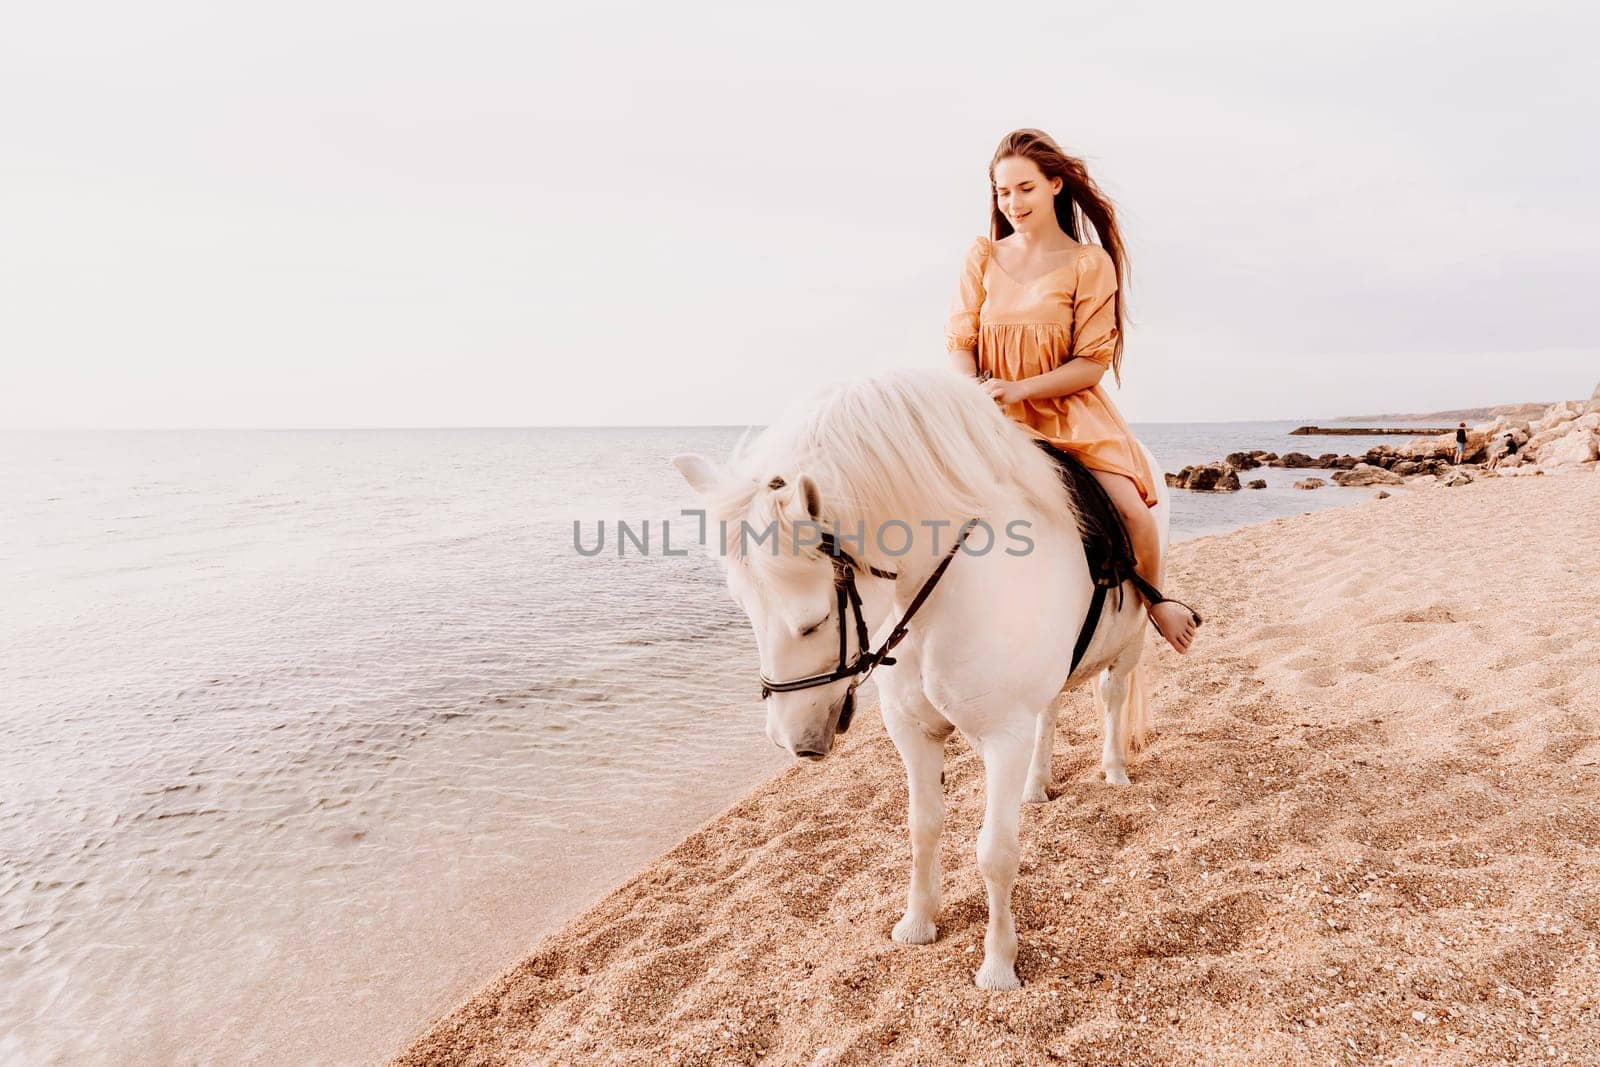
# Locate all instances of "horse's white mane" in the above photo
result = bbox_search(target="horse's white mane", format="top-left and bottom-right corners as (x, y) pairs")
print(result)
(703, 367), (1078, 577)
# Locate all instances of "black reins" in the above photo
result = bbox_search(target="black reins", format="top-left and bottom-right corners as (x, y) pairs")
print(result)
(758, 523), (975, 733)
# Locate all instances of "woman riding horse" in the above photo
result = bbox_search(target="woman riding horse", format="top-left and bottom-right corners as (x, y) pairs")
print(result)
(946, 128), (1202, 653)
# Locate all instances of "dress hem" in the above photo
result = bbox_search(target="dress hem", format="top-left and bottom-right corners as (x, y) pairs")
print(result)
(1027, 428), (1159, 508)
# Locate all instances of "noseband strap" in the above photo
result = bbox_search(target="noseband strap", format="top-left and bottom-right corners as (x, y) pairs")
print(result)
(758, 523), (975, 732)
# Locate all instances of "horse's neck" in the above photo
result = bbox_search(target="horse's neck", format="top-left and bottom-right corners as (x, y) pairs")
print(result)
(837, 513), (958, 623)
(888, 490), (1082, 601)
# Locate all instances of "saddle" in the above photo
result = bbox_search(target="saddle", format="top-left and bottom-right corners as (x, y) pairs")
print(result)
(1030, 437), (1168, 671)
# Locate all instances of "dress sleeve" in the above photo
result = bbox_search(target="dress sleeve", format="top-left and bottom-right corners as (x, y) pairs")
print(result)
(1071, 244), (1120, 368)
(943, 236), (988, 352)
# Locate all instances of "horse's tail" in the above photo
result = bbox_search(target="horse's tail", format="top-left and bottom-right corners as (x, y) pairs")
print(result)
(1092, 636), (1153, 759)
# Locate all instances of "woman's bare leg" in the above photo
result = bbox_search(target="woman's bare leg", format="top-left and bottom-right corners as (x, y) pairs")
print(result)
(1090, 470), (1198, 654)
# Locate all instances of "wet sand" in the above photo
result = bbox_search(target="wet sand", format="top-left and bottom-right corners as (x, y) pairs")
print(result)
(390, 473), (1600, 1066)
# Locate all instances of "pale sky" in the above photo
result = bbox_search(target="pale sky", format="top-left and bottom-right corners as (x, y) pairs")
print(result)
(2, 1), (1595, 429)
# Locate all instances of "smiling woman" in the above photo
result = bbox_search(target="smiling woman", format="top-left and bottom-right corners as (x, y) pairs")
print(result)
(945, 127), (1204, 656)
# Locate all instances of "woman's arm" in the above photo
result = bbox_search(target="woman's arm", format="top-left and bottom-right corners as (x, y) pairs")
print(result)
(944, 238), (987, 377)
(1017, 357), (1105, 400)
(948, 348), (979, 377)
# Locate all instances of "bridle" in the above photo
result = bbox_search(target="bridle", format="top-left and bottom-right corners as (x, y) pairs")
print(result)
(758, 522), (975, 733)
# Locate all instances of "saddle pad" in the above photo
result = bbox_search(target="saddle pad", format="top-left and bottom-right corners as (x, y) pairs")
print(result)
(1031, 437), (1139, 591)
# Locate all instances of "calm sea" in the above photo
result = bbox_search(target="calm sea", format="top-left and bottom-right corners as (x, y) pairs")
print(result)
(0, 422), (1396, 1065)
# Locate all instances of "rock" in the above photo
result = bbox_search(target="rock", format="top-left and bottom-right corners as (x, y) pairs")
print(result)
(1168, 463), (1241, 491)
(1441, 470), (1474, 488)
(1376, 490), (1391, 499)
(1400, 430), (1488, 464)
(1456, 431), (1491, 464)
(1280, 452), (1318, 469)
(1364, 445), (1399, 469)
(1330, 455), (1360, 470)
(1541, 429), (1599, 467)
(1293, 477), (1326, 490)
(1332, 463), (1405, 487)
(1257, 451), (1279, 464)
(1247, 479), (1267, 489)
(1526, 420), (1577, 455)
(1225, 451), (1262, 471)
(1524, 428), (1559, 455)
(1393, 460), (1424, 476)
(1536, 400), (1581, 431)
(1396, 437), (1448, 461)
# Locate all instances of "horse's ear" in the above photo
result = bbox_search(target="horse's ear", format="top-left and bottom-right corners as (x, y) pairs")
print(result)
(671, 453), (720, 496)
(797, 473), (822, 521)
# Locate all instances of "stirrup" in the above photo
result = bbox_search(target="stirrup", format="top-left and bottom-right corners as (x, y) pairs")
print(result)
(1148, 596), (1203, 629)
(1127, 572), (1203, 628)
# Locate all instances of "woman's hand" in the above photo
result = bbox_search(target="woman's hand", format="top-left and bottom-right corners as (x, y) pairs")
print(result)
(984, 376), (1031, 406)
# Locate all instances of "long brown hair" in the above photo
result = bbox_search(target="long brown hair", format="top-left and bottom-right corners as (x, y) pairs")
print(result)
(988, 129), (1130, 383)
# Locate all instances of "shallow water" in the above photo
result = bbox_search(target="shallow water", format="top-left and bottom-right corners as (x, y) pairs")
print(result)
(0, 422), (1397, 1064)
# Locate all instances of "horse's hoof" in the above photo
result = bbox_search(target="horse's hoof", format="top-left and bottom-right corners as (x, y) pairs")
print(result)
(1103, 767), (1130, 787)
(892, 914), (938, 945)
(975, 959), (1020, 991)
(1022, 782), (1051, 804)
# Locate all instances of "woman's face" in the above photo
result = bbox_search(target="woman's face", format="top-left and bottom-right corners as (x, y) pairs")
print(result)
(992, 156), (1062, 234)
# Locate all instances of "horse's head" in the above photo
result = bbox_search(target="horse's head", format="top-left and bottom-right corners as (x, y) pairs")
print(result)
(672, 452), (861, 762)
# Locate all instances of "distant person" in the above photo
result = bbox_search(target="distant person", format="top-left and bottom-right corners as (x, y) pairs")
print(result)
(944, 128), (1201, 654)
(1453, 421), (1467, 464)
(1489, 433), (1519, 470)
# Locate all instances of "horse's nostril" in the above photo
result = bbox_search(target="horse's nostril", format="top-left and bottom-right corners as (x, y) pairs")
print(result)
(794, 749), (827, 761)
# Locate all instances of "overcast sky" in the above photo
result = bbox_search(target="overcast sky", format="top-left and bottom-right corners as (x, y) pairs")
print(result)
(2, 1), (1594, 429)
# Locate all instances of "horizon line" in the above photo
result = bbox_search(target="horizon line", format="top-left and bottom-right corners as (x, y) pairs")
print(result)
(0, 417), (1381, 432)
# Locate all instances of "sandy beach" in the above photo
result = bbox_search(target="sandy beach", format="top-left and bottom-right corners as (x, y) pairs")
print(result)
(390, 472), (1599, 1066)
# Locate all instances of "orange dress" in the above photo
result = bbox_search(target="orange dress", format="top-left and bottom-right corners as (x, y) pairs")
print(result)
(944, 235), (1158, 507)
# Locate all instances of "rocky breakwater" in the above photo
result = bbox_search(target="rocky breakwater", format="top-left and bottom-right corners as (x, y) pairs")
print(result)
(1164, 449), (1280, 492)
(1379, 387), (1600, 484)
(1162, 383), (1600, 493)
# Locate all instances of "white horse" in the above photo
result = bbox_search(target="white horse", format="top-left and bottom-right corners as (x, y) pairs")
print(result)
(671, 366), (1167, 991)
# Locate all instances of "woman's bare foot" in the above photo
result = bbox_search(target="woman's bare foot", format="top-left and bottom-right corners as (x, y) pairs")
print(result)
(1151, 600), (1199, 653)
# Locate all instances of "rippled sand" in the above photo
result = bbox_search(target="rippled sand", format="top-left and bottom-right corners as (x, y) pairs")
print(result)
(391, 473), (1600, 1066)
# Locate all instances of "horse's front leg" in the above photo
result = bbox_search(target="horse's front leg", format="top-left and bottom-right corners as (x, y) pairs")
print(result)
(975, 728), (1032, 990)
(884, 709), (946, 946)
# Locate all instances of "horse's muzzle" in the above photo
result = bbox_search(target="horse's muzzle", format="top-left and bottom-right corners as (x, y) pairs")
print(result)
(772, 690), (855, 762)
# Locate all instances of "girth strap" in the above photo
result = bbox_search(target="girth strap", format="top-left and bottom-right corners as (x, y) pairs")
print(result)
(1069, 582), (1108, 675)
